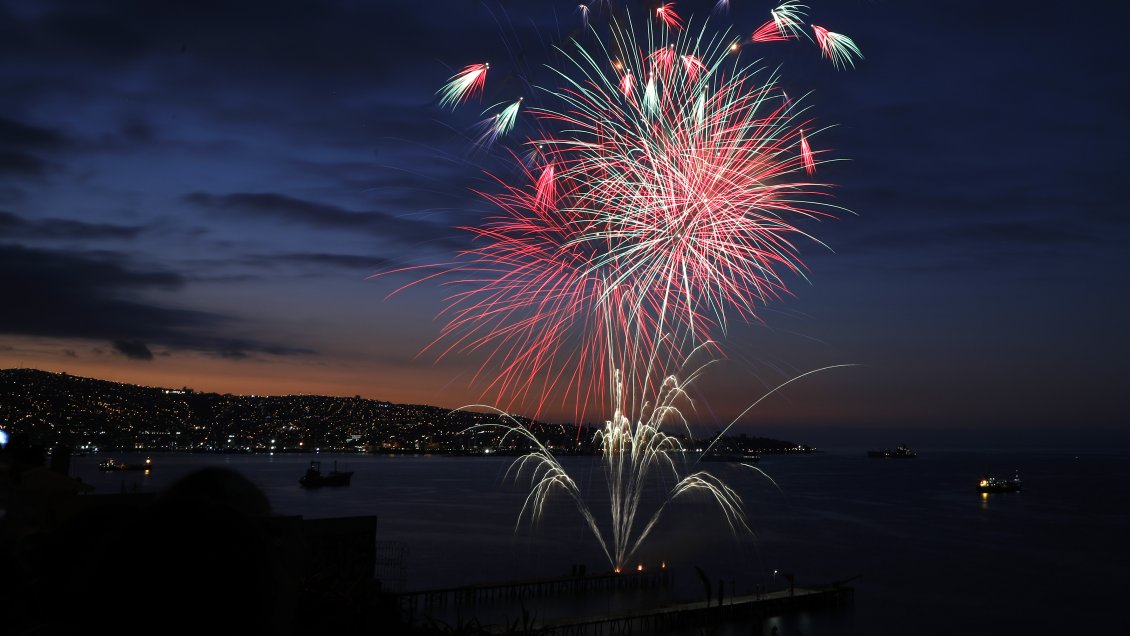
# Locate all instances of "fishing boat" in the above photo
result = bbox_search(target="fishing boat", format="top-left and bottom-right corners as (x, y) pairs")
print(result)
(299, 460), (353, 488)
(978, 472), (1022, 493)
(867, 444), (916, 458)
(98, 456), (154, 471)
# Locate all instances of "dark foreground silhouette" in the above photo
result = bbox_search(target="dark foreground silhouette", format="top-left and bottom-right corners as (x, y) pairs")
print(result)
(3, 467), (404, 636)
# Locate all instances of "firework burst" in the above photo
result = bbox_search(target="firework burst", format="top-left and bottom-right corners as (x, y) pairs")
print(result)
(394, 2), (862, 571)
(433, 13), (842, 420)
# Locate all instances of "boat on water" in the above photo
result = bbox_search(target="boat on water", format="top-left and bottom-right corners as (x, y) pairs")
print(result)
(98, 457), (154, 471)
(299, 460), (353, 488)
(978, 473), (1022, 493)
(867, 444), (916, 459)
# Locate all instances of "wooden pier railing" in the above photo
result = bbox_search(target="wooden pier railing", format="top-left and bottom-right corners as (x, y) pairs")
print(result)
(529, 585), (854, 635)
(395, 569), (671, 622)
(394, 570), (853, 634)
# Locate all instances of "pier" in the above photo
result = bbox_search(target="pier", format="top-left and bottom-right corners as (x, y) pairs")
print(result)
(394, 570), (853, 634)
(396, 569), (672, 622)
(527, 585), (854, 635)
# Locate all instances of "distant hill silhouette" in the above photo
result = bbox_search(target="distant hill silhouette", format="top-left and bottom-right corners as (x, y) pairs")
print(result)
(0, 367), (811, 454)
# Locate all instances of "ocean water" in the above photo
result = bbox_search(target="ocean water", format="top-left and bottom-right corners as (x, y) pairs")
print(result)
(67, 447), (1130, 635)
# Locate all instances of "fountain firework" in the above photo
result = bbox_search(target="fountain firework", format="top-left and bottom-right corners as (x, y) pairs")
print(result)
(388, 1), (861, 570)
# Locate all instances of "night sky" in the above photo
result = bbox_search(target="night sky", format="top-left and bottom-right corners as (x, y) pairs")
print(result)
(2, 0), (1127, 442)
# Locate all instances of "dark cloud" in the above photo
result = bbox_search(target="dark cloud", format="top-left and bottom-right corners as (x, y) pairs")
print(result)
(0, 117), (67, 177)
(849, 220), (1114, 256)
(946, 222), (1105, 246)
(3, 242), (182, 291)
(180, 251), (397, 279)
(0, 243), (309, 358)
(283, 155), (492, 230)
(0, 0), (523, 85)
(118, 118), (156, 143)
(176, 251), (432, 283)
(0, 242), (188, 335)
(113, 339), (153, 360)
(182, 191), (465, 248)
(0, 116), (66, 149)
(0, 210), (143, 240)
(0, 152), (48, 176)
(210, 341), (309, 359)
(267, 252), (394, 272)
(0, 186), (24, 204)
(184, 191), (344, 223)
(0, 0), (569, 166)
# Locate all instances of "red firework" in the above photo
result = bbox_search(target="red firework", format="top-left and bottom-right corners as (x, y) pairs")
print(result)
(405, 7), (853, 423)
(655, 4), (685, 31)
(751, 19), (788, 43)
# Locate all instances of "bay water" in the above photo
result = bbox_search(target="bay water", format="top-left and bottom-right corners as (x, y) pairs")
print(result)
(67, 446), (1129, 635)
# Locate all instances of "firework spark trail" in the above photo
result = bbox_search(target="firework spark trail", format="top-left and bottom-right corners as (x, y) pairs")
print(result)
(594, 339), (751, 567)
(771, 1), (809, 40)
(680, 53), (707, 80)
(461, 409), (612, 562)
(655, 3), (685, 31)
(800, 129), (815, 174)
(812, 25), (863, 70)
(403, 3), (862, 570)
(472, 98), (524, 149)
(437, 63), (489, 109)
(459, 349), (855, 568)
(751, 19), (790, 43)
(460, 338), (752, 569)
(494, 98), (523, 136)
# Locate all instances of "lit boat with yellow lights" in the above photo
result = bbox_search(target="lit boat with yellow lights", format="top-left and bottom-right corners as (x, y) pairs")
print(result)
(978, 473), (1021, 493)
